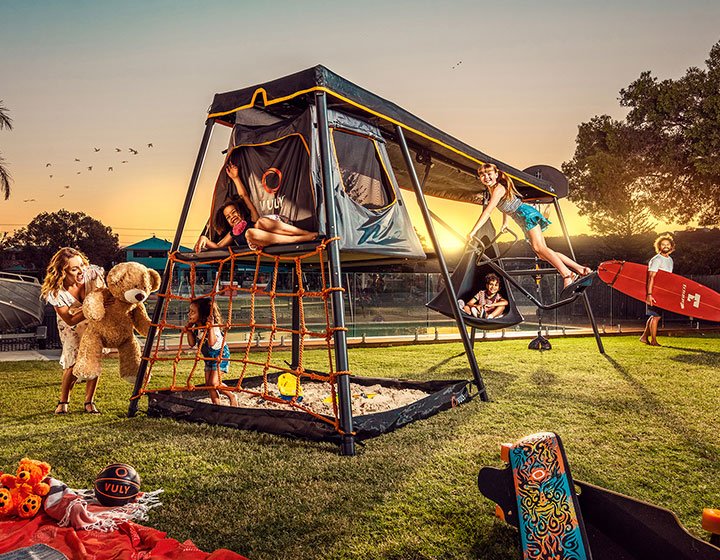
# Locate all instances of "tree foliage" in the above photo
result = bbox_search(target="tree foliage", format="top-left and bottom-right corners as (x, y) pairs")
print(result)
(564, 41), (720, 232)
(8, 210), (122, 271)
(0, 100), (12, 200)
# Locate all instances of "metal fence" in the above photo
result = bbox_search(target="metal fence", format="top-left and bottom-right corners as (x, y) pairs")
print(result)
(5, 273), (716, 352)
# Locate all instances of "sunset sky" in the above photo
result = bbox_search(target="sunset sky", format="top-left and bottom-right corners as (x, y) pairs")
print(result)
(1, 1), (718, 250)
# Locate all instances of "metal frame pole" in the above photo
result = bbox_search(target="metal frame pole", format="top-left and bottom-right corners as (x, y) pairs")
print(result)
(315, 92), (355, 455)
(553, 199), (605, 353)
(394, 125), (488, 400)
(129, 119), (215, 416)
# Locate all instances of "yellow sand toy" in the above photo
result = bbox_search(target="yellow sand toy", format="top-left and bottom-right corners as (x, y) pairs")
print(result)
(277, 373), (303, 402)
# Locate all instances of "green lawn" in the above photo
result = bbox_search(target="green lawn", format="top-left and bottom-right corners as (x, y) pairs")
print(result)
(1, 334), (719, 559)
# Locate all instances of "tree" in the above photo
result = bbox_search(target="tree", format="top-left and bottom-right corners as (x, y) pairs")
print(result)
(564, 41), (720, 231)
(563, 116), (657, 236)
(0, 100), (12, 200)
(8, 210), (123, 271)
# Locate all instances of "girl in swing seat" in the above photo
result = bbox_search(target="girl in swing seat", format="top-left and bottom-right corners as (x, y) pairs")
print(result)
(469, 163), (591, 289)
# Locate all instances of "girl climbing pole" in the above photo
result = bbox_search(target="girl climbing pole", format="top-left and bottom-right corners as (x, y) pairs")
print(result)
(469, 163), (591, 290)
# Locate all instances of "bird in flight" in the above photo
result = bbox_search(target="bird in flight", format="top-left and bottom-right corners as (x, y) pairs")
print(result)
(87, 166), (93, 171)
(76, 171), (81, 175)
(121, 160), (128, 164)
(147, 143), (153, 148)
(115, 148), (122, 152)
(108, 167), (114, 171)
(74, 158), (81, 162)
(129, 148), (138, 155)
(63, 185), (70, 189)
(93, 147), (101, 152)
(49, 175), (53, 179)
(45, 163), (52, 167)
(59, 194), (65, 198)
(23, 199), (36, 202)
(451, 60), (463, 70)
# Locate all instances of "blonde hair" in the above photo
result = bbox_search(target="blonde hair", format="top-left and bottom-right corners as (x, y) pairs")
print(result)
(653, 233), (675, 253)
(477, 163), (521, 203)
(40, 247), (89, 301)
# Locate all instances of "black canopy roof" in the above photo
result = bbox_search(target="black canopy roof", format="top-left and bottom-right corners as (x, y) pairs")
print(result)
(208, 65), (557, 202)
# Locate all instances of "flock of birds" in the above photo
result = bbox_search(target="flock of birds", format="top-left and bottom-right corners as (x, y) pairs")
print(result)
(24, 143), (154, 201)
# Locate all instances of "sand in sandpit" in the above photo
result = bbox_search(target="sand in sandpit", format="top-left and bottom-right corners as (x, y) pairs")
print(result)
(199, 381), (430, 415)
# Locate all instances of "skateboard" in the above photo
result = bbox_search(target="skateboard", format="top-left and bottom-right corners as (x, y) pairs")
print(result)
(478, 431), (591, 559)
(479, 432), (720, 559)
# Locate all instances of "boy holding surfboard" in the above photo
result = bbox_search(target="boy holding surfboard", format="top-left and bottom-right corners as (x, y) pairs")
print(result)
(640, 234), (675, 346)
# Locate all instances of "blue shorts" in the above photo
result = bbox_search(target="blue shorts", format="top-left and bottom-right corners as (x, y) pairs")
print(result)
(511, 204), (551, 233)
(202, 343), (230, 373)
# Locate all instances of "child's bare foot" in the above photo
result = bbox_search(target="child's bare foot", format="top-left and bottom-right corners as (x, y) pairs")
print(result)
(563, 273), (578, 289)
(649, 341), (662, 346)
(639, 337), (650, 345)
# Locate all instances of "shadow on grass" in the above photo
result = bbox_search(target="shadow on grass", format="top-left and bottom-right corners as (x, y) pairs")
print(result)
(661, 345), (720, 368)
(602, 354), (718, 463)
(422, 351), (467, 376)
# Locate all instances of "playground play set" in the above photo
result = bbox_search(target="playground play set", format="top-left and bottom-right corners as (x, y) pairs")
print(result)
(3, 66), (718, 558)
(127, 65), (601, 457)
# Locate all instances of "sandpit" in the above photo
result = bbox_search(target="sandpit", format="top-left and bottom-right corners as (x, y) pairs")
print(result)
(199, 381), (430, 415)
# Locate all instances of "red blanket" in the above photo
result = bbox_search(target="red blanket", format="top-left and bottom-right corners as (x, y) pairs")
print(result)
(0, 512), (248, 560)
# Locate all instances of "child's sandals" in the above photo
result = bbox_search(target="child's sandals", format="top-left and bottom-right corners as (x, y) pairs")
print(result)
(54, 401), (69, 415)
(84, 401), (101, 414)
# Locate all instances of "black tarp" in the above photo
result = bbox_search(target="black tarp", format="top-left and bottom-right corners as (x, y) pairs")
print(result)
(207, 65), (557, 203)
(146, 374), (473, 443)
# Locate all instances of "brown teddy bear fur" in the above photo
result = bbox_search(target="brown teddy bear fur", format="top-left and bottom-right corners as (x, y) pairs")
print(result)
(74, 262), (161, 382)
(0, 458), (51, 519)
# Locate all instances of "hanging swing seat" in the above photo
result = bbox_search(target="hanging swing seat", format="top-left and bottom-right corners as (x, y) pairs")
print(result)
(427, 242), (524, 331)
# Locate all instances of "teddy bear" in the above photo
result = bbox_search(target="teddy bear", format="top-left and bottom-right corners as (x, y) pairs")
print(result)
(74, 262), (161, 382)
(0, 458), (52, 519)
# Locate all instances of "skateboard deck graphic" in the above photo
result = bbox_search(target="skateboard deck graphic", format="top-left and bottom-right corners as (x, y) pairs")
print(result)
(479, 432), (591, 559)
(478, 432), (720, 559)
(598, 260), (720, 322)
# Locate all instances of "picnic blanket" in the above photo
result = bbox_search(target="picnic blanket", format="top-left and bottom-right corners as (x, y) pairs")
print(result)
(0, 478), (247, 560)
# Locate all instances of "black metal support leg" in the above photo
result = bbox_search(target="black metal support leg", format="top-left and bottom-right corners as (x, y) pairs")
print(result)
(395, 126), (488, 400)
(315, 92), (355, 455)
(128, 119), (215, 417)
(553, 199), (604, 354)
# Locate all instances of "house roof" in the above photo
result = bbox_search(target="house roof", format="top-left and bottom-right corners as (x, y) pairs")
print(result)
(124, 236), (192, 253)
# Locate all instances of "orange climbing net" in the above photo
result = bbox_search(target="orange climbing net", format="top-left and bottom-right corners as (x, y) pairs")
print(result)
(135, 238), (351, 433)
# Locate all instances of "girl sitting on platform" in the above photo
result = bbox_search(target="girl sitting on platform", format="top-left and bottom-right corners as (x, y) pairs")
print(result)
(469, 163), (591, 289)
(194, 161), (317, 252)
(184, 297), (238, 407)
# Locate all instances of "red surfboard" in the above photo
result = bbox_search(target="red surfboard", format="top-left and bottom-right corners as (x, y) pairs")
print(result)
(598, 260), (720, 322)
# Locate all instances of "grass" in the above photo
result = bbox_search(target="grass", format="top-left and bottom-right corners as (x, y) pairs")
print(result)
(1, 333), (719, 559)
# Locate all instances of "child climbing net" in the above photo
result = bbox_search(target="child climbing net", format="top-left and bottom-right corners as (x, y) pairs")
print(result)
(134, 238), (352, 434)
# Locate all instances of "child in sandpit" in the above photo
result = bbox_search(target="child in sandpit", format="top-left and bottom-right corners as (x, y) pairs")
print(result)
(184, 297), (238, 407)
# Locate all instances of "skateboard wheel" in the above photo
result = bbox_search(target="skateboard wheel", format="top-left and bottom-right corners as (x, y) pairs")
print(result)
(702, 508), (720, 535)
(495, 504), (505, 521)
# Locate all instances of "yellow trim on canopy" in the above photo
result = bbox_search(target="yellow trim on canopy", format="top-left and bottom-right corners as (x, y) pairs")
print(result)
(207, 86), (554, 196)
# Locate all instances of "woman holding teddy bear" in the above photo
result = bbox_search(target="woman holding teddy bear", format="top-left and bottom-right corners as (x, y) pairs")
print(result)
(41, 247), (106, 415)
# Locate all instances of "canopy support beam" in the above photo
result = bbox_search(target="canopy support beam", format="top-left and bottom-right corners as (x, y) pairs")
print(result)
(395, 126), (488, 400)
(315, 91), (356, 455)
(129, 119), (216, 417)
(553, 199), (604, 354)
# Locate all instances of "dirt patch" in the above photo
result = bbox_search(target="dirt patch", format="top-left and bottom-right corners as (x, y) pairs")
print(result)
(199, 381), (430, 415)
